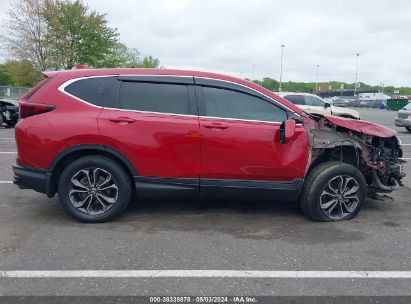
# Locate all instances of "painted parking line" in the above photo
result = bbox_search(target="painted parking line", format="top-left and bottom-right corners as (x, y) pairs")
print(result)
(1, 270), (411, 279)
(0, 181), (13, 184)
(0, 138), (15, 140)
(0, 152), (16, 154)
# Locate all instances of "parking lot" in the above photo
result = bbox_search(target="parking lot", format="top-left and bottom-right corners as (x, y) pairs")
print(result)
(0, 108), (410, 296)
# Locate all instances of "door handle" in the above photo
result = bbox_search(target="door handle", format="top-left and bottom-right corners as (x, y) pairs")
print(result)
(203, 122), (229, 130)
(109, 117), (136, 124)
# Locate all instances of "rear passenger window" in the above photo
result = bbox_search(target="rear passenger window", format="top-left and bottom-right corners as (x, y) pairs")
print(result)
(120, 82), (190, 115)
(64, 77), (120, 107)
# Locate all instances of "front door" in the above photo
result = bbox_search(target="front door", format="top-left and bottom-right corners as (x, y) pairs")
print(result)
(196, 84), (308, 200)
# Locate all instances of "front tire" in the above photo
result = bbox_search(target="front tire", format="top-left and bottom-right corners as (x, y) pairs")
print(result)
(406, 127), (411, 133)
(300, 161), (366, 221)
(58, 155), (132, 222)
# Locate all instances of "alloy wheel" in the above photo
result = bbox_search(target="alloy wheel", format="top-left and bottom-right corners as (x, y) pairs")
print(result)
(68, 168), (119, 215)
(320, 175), (360, 220)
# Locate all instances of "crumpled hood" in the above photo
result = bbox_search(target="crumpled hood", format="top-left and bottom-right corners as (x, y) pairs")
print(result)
(324, 115), (396, 138)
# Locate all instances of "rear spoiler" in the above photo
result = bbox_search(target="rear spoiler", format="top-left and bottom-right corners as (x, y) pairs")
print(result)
(42, 71), (59, 78)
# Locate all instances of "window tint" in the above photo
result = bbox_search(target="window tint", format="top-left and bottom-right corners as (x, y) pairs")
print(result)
(65, 77), (119, 107)
(120, 82), (190, 115)
(202, 87), (287, 122)
(284, 95), (305, 105)
(304, 96), (324, 106)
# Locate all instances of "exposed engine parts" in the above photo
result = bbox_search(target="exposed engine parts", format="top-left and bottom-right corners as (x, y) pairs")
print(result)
(306, 114), (405, 194)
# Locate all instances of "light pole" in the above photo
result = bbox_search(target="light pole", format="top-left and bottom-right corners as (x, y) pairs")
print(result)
(252, 63), (256, 81)
(279, 44), (285, 91)
(353, 53), (360, 97)
(315, 64), (319, 94)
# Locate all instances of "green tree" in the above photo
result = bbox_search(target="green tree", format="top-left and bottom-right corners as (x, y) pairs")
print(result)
(0, 64), (13, 86)
(140, 55), (161, 68)
(3, 60), (42, 86)
(104, 45), (161, 68)
(1, 0), (50, 71)
(43, 0), (119, 69)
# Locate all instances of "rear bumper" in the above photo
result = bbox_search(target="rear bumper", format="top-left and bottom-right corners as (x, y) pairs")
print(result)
(12, 165), (54, 197)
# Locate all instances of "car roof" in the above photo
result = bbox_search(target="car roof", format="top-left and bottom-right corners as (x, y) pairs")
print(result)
(43, 68), (304, 115)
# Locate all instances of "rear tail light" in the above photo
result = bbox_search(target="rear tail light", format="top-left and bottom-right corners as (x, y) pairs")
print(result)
(19, 101), (55, 119)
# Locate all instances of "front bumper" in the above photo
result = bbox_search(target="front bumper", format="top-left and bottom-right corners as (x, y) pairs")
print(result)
(13, 165), (54, 197)
(394, 118), (411, 127)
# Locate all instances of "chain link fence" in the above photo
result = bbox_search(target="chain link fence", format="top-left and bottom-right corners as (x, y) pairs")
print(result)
(0, 86), (30, 100)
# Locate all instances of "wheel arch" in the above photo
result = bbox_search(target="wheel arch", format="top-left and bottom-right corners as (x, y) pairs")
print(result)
(47, 144), (138, 197)
(307, 145), (363, 177)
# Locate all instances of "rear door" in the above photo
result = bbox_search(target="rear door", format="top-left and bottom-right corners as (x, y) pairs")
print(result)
(97, 76), (201, 198)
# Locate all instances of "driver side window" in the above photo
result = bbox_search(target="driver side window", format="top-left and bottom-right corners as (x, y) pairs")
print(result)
(202, 87), (287, 122)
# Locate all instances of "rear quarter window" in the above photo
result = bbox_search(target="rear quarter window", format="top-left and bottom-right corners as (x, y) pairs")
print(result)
(64, 76), (120, 107)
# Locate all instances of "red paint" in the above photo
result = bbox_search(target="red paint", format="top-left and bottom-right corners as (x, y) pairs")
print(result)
(284, 119), (296, 142)
(324, 115), (397, 138)
(199, 117), (308, 181)
(98, 108), (201, 178)
(14, 68), (396, 183)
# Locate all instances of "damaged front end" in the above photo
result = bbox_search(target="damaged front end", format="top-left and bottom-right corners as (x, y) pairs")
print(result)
(303, 113), (405, 195)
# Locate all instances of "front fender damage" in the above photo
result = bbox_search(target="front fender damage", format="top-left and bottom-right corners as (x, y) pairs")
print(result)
(303, 114), (405, 194)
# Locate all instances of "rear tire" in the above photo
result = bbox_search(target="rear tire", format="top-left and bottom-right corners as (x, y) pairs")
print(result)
(406, 127), (411, 133)
(58, 155), (132, 222)
(300, 161), (366, 222)
(0, 114), (4, 127)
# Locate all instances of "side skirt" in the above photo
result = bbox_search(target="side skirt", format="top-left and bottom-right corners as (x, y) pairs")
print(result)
(134, 177), (303, 202)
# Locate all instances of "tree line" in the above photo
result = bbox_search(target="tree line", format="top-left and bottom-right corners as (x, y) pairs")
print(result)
(0, 0), (161, 87)
(251, 78), (411, 96)
(1, 0), (409, 94)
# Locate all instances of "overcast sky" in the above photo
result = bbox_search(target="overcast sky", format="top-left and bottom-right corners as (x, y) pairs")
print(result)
(1, 0), (410, 86)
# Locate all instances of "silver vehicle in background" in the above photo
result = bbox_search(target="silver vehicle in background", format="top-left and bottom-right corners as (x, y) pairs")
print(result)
(394, 102), (411, 132)
(330, 97), (350, 107)
(277, 92), (360, 119)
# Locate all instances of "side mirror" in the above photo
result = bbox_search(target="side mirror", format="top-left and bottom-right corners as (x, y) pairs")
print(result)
(324, 102), (331, 108)
(279, 119), (296, 144)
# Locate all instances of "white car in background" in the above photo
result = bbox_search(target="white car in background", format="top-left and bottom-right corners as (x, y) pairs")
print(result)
(277, 92), (360, 119)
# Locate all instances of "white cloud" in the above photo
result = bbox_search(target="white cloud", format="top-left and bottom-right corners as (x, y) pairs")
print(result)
(1, 0), (410, 86)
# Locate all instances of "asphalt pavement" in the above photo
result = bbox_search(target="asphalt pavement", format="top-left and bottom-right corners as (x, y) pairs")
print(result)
(0, 108), (410, 297)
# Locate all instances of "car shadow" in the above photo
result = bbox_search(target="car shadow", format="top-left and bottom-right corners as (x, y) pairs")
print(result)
(7, 194), (376, 244)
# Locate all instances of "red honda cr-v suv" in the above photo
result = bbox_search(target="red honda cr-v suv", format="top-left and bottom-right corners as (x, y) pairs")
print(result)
(13, 68), (405, 222)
